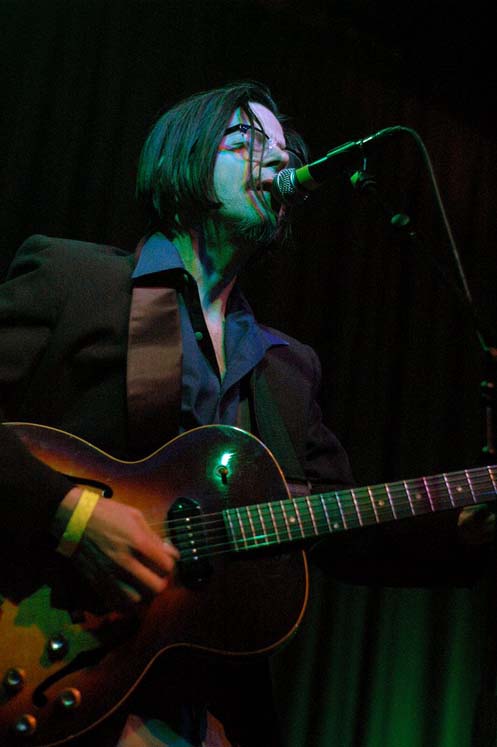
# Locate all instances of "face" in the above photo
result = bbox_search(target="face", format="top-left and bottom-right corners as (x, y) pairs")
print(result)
(212, 102), (290, 244)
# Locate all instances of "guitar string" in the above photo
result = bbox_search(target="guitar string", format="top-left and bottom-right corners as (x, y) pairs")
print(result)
(148, 495), (497, 562)
(171, 495), (496, 561)
(142, 485), (497, 560)
(150, 471), (497, 535)
(152, 492), (492, 562)
(152, 483), (497, 547)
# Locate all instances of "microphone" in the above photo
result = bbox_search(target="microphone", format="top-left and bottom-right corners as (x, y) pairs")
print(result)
(272, 125), (404, 205)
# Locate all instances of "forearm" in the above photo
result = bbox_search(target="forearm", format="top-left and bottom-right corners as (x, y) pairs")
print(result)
(0, 420), (74, 549)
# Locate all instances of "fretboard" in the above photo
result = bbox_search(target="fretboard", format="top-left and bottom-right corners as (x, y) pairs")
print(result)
(224, 464), (497, 552)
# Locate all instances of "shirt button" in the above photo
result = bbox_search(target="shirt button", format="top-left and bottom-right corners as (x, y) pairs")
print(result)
(195, 331), (204, 341)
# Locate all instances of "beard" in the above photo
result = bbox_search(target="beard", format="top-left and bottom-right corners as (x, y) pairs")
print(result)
(220, 195), (289, 248)
(232, 214), (279, 245)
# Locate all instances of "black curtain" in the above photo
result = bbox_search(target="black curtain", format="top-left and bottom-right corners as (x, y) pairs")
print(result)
(2, 1), (497, 744)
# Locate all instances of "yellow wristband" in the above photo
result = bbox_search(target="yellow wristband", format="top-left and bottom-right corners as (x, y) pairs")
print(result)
(56, 488), (100, 558)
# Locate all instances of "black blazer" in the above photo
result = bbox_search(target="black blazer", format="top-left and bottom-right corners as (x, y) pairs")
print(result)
(0, 234), (353, 549)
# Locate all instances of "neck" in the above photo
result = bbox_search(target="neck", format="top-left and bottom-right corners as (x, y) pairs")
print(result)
(173, 223), (251, 314)
(173, 224), (252, 379)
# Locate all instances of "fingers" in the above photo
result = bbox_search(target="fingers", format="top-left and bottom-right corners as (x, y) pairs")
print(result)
(122, 555), (170, 595)
(135, 524), (180, 575)
(77, 500), (181, 606)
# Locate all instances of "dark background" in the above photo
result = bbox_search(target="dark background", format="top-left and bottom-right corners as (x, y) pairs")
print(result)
(1, 1), (496, 744)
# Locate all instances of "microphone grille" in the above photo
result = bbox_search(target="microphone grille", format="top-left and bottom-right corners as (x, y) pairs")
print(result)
(272, 169), (297, 205)
(272, 169), (309, 206)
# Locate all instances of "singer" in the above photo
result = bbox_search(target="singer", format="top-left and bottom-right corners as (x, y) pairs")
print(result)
(0, 81), (492, 747)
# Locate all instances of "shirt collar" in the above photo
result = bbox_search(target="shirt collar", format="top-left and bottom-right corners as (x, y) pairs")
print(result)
(132, 232), (287, 348)
(132, 232), (185, 278)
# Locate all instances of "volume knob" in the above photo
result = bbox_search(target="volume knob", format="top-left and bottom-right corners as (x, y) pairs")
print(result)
(12, 713), (37, 736)
(56, 688), (82, 711)
(3, 667), (26, 694)
(47, 633), (68, 660)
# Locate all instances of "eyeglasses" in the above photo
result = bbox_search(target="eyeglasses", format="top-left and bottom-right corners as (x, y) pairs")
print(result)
(221, 123), (304, 166)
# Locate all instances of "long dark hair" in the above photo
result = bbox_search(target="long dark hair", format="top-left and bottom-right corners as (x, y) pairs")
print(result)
(136, 80), (307, 237)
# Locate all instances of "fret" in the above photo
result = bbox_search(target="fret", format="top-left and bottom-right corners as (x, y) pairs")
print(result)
(274, 499), (294, 541)
(334, 492), (348, 529)
(386, 481), (412, 520)
(466, 468), (497, 505)
(278, 500), (294, 539)
(488, 466), (497, 494)
(267, 502), (281, 543)
(446, 477), (466, 508)
(403, 480), (415, 516)
(368, 484), (395, 523)
(305, 496), (319, 535)
(422, 477), (434, 511)
(336, 490), (360, 529)
(352, 486), (377, 525)
(246, 504), (267, 546)
(368, 485), (380, 523)
(225, 510), (240, 552)
(319, 494), (333, 531)
(426, 474), (453, 513)
(244, 505), (258, 545)
(350, 488), (363, 526)
(282, 499), (302, 540)
(256, 504), (270, 544)
(224, 507), (249, 551)
(235, 506), (251, 549)
(464, 469), (477, 504)
(442, 473), (461, 509)
(385, 483), (397, 520)
(291, 497), (305, 538)
(320, 493), (344, 532)
(429, 473), (452, 509)
(443, 473), (455, 508)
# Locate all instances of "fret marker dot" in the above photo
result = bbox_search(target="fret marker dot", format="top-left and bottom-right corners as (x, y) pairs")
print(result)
(415, 492), (422, 500)
(289, 516), (296, 524)
(377, 500), (385, 507)
(333, 523), (340, 530)
(456, 486), (463, 493)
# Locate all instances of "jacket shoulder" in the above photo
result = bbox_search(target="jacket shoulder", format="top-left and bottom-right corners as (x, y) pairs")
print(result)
(6, 234), (134, 284)
(260, 324), (320, 377)
(11, 234), (131, 265)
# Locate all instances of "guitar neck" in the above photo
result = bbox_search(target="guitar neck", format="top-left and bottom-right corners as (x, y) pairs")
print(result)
(224, 464), (497, 551)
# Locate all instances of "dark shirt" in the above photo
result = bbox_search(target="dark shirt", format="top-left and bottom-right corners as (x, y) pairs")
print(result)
(133, 233), (287, 431)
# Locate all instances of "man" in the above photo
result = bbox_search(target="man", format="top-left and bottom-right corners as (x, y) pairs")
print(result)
(0, 81), (358, 746)
(0, 81), (492, 747)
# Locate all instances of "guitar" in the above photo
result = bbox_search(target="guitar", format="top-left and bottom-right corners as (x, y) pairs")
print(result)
(0, 422), (495, 746)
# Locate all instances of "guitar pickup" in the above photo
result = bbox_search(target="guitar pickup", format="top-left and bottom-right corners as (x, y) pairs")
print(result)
(168, 498), (213, 588)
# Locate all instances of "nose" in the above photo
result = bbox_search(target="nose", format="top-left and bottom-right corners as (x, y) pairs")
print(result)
(261, 141), (290, 170)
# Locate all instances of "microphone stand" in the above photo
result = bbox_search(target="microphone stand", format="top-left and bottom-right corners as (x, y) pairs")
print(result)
(349, 166), (497, 464)
(350, 163), (497, 746)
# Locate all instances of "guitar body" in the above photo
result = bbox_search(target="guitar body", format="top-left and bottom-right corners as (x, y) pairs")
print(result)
(0, 424), (308, 746)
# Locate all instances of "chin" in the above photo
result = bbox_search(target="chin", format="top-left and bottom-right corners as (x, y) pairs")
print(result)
(234, 211), (281, 246)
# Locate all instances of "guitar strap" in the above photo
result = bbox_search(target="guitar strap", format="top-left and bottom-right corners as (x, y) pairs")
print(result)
(248, 367), (310, 495)
(126, 275), (182, 455)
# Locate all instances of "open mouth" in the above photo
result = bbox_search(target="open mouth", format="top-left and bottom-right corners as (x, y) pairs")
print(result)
(256, 180), (280, 213)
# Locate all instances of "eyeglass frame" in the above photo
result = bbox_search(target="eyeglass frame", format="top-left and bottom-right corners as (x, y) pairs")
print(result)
(221, 123), (304, 166)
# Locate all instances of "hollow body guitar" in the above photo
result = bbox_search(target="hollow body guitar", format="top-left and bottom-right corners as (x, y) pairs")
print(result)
(0, 423), (496, 746)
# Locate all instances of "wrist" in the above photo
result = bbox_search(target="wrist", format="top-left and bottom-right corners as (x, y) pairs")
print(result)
(54, 487), (101, 557)
(51, 487), (83, 539)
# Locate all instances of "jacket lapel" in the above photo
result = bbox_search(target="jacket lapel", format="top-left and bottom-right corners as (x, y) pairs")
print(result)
(126, 273), (182, 455)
